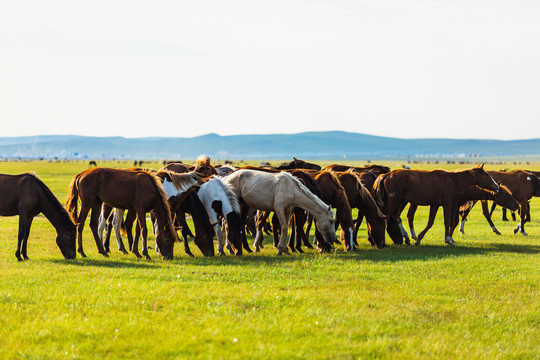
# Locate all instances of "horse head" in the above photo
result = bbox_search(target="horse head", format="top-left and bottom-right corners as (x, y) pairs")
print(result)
(493, 183), (519, 212)
(57, 224), (77, 259)
(473, 165), (499, 193)
(314, 205), (337, 246)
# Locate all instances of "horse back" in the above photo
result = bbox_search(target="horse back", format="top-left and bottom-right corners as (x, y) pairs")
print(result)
(0, 174), (45, 216)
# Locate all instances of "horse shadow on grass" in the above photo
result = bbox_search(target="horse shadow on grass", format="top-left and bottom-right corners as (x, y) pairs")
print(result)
(49, 257), (160, 269)
(46, 242), (540, 268)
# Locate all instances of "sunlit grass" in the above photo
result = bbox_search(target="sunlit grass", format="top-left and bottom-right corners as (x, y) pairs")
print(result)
(0, 160), (538, 359)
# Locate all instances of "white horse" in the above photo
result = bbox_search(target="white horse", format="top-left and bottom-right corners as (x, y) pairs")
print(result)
(98, 171), (203, 253)
(222, 169), (336, 255)
(197, 176), (244, 255)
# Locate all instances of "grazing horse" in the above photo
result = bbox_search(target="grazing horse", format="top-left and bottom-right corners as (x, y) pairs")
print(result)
(196, 176), (244, 255)
(373, 165), (500, 246)
(324, 164), (391, 243)
(323, 164), (391, 177)
(301, 170), (355, 251)
(406, 184), (519, 243)
(0, 173), (76, 261)
(222, 169), (336, 255)
(460, 170), (540, 235)
(66, 168), (176, 259)
(275, 157), (321, 170)
(334, 171), (386, 248)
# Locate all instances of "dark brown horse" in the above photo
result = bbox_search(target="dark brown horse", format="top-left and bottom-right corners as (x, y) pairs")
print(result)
(302, 170), (355, 252)
(334, 171), (386, 248)
(275, 157), (321, 170)
(66, 167), (176, 259)
(462, 170), (540, 235)
(406, 184), (519, 244)
(323, 164), (390, 177)
(0, 173), (76, 261)
(373, 165), (500, 246)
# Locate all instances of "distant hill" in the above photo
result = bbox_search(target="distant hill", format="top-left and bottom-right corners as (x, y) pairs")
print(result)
(0, 132), (539, 160)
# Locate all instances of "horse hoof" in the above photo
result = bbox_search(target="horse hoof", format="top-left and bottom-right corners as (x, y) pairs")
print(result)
(405, 239), (411, 245)
(78, 251), (87, 258)
(522, 231), (528, 236)
(133, 252), (142, 258)
(254, 247), (260, 253)
(445, 238), (456, 246)
(100, 251), (109, 258)
(296, 247), (304, 253)
(494, 231), (501, 235)
(305, 244), (314, 249)
(513, 228), (519, 235)
(415, 241), (421, 246)
(219, 251), (225, 256)
(145, 255), (151, 260)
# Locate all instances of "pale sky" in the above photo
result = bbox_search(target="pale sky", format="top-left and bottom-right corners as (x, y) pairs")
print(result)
(1, 0), (539, 139)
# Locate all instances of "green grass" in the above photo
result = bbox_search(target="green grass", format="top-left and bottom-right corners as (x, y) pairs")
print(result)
(0, 160), (539, 359)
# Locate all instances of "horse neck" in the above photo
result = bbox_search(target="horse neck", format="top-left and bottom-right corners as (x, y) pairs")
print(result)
(211, 181), (236, 215)
(292, 183), (331, 221)
(458, 186), (491, 202)
(38, 190), (73, 234)
(450, 170), (482, 190)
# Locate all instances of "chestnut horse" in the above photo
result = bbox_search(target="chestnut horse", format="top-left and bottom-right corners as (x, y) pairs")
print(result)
(461, 170), (540, 235)
(373, 165), (500, 246)
(222, 169), (336, 255)
(0, 173), (76, 261)
(334, 171), (386, 248)
(301, 170), (355, 251)
(406, 184), (519, 244)
(66, 168), (176, 259)
(275, 157), (321, 170)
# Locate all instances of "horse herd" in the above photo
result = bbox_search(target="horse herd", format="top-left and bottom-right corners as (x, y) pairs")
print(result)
(1, 157), (539, 261)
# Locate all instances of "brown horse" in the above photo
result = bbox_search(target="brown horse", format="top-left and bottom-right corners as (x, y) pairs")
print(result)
(301, 170), (355, 252)
(162, 156), (218, 178)
(461, 170), (540, 235)
(406, 184), (519, 244)
(374, 165), (500, 246)
(0, 173), (76, 261)
(334, 171), (386, 248)
(323, 164), (391, 177)
(66, 167), (176, 259)
(275, 157), (321, 170)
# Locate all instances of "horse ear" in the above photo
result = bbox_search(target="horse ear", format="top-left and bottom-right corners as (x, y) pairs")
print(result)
(479, 163), (485, 169)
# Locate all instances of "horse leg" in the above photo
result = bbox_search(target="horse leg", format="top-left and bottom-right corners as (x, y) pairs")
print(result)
(136, 209), (151, 260)
(76, 205), (91, 258)
(98, 211), (109, 252)
(288, 215), (297, 253)
(125, 210), (136, 253)
(112, 209), (128, 254)
(416, 205), (439, 244)
(511, 210), (517, 222)
(406, 204), (418, 241)
(301, 212), (313, 249)
(514, 201), (529, 236)
(396, 203), (410, 245)
(304, 214), (314, 245)
(16, 213), (33, 261)
(443, 203), (456, 246)
(89, 203), (109, 257)
(481, 201), (501, 235)
(275, 208), (292, 255)
(254, 210), (269, 252)
(293, 210), (305, 253)
(354, 213), (364, 246)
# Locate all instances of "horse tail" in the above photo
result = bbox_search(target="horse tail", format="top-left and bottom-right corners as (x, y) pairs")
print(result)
(65, 173), (82, 223)
(373, 173), (389, 211)
(148, 173), (177, 241)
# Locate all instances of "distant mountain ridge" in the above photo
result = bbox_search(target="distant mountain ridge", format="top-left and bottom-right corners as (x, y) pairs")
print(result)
(0, 132), (539, 160)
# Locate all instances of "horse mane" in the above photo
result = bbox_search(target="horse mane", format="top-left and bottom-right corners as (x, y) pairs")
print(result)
(157, 170), (202, 192)
(143, 171), (177, 240)
(210, 176), (241, 214)
(373, 173), (389, 210)
(348, 171), (386, 218)
(195, 155), (211, 166)
(25, 173), (75, 229)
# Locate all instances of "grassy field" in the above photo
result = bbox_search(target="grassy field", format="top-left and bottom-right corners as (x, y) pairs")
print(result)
(0, 160), (539, 359)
